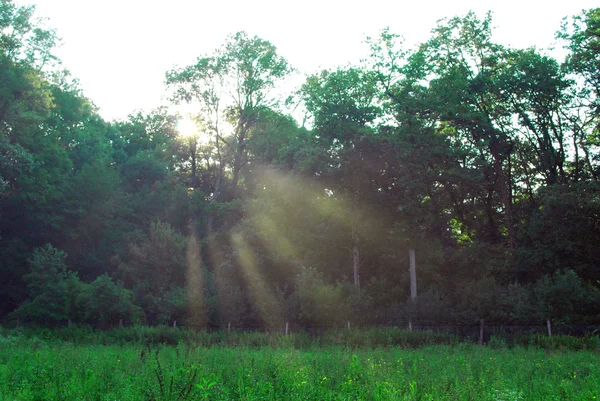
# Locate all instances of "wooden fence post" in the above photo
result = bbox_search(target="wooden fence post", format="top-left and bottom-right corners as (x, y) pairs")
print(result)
(173, 320), (177, 328)
(479, 319), (484, 346)
(228, 321), (231, 333)
(347, 321), (351, 331)
(408, 320), (413, 332)
(546, 317), (552, 337)
(285, 322), (289, 336)
(119, 318), (123, 328)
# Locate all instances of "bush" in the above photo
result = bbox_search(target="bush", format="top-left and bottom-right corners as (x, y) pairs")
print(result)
(292, 267), (350, 328)
(79, 274), (143, 327)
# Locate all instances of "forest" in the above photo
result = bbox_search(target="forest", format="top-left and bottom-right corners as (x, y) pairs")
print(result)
(1, 0), (599, 330)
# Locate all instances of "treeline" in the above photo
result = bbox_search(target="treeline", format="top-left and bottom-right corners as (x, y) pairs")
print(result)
(1, 1), (599, 329)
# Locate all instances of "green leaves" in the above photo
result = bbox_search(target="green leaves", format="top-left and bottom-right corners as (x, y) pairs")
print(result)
(12, 244), (79, 324)
(80, 275), (142, 326)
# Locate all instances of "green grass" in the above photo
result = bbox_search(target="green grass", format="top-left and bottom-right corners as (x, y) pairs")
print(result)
(7, 325), (600, 350)
(0, 333), (599, 400)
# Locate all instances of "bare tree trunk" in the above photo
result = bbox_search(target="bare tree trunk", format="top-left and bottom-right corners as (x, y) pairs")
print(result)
(409, 248), (417, 301)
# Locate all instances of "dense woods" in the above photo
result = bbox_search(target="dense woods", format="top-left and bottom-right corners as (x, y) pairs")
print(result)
(1, 0), (599, 329)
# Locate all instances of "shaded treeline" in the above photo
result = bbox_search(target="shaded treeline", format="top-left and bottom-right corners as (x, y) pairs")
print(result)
(1, 1), (599, 329)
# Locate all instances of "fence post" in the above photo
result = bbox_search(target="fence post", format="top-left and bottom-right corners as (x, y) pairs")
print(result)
(546, 317), (552, 337)
(347, 320), (351, 331)
(408, 319), (413, 332)
(285, 322), (289, 336)
(228, 321), (231, 333)
(479, 319), (484, 346)
(173, 320), (177, 328)
(119, 318), (123, 328)
(68, 318), (72, 328)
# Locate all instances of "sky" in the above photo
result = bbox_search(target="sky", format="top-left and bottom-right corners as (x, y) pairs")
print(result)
(19, 0), (599, 121)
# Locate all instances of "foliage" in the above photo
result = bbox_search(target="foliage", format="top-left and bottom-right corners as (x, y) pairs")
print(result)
(0, 337), (599, 400)
(292, 267), (350, 327)
(79, 274), (142, 326)
(0, 2), (599, 329)
(11, 244), (81, 325)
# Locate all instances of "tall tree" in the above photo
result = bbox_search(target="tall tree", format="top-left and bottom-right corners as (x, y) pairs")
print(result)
(301, 67), (382, 287)
(559, 8), (600, 181)
(166, 32), (292, 201)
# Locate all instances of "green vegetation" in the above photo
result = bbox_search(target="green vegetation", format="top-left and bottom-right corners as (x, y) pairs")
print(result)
(1, 0), (600, 330)
(0, 331), (598, 400)
(6, 326), (600, 351)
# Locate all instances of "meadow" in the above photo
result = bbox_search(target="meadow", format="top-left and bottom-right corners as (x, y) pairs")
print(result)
(0, 329), (598, 400)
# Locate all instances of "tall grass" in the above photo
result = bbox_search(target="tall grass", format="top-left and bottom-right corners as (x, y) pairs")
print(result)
(0, 336), (598, 400)
(5, 325), (599, 351)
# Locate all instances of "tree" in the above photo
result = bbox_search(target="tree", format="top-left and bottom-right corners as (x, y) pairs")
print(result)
(559, 8), (600, 181)
(166, 31), (292, 200)
(80, 274), (142, 327)
(301, 67), (382, 287)
(421, 12), (518, 248)
(0, 0), (69, 316)
(117, 221), (187, 324)
(12, 244), (82, 324)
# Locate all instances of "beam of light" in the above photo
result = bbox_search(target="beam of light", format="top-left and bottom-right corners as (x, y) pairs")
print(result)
(231, 231), (284, 328)
(205, 231), (245, 327)
(263, 167), (391, 242)
(225, 166), (392, 326)
(258, 167), (355, 226)
(186, 233), (208, 329)
(250, 210), (300, 262)
(242, 166), (392, 293)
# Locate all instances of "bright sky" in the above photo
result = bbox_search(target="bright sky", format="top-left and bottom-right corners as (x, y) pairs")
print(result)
(21, 0), (598, 122)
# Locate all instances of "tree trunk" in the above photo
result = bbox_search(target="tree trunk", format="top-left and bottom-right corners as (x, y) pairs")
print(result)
(580, 135), (598, 181)
(206, 164), (223, 235)
(409, 248), (417, 301)
(190, 138), (199, 188)
(231, 118), (248, 192)
(494, 158), (515, 248)
(190, 138), (197, 180)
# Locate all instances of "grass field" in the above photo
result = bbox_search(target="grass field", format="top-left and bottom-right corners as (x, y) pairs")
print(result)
(0, 331), (599, 400)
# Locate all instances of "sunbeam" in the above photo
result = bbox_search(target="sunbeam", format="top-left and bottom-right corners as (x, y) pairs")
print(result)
(186, 232), (208, 329)
(231, 231), (284, 328)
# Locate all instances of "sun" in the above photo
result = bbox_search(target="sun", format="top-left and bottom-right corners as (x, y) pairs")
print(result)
(177, 115), (213, 145)
(177, 116), (197, 138)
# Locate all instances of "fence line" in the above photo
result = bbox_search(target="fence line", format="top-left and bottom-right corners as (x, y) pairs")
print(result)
(8, 319), (600, 339)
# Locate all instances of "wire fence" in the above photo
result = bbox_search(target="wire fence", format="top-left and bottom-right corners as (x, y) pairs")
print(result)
(162, 321), (600, 339)
(8, 317), (600, 341)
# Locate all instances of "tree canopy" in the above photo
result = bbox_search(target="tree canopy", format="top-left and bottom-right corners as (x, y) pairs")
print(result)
(1, 0), (599, 328)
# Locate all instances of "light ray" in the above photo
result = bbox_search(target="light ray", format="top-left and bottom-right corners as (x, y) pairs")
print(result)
(231, 231), (284, 328)
(186, 233), (208, 329)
